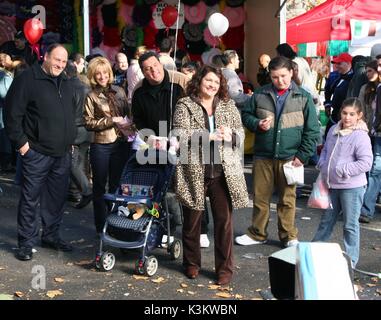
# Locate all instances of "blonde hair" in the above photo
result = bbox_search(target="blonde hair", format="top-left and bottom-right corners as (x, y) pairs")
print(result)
(87, 56), (114, 87)
(134, 46), (147, 59)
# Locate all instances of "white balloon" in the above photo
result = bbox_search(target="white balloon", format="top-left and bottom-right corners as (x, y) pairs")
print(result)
(207, 13), (229, 37)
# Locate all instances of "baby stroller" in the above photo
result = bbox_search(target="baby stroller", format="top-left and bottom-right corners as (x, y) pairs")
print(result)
(95, 149), (182, 276)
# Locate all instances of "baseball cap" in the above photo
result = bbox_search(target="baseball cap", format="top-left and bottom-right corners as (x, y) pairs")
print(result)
(332, 53), (352, 64)
(14, 31), (26, 41)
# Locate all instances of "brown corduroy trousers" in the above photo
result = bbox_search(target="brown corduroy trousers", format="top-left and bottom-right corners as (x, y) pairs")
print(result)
(182, 176), (233, 279)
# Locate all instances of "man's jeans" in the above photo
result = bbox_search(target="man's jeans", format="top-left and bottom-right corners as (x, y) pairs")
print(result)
(312, 186), (366, 267)
(361, 136), (381, 219)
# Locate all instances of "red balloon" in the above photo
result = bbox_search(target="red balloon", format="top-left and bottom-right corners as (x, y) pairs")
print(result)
(23, 18), (43, 45)
(162, 6), (178, 28)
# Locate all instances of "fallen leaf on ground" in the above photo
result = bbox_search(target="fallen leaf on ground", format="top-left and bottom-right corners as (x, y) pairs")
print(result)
(187, 291), (196, 295)
(180, 283), (188, 288)
(208, 284), (220, 290)
(99, 289), (106, 292)
(66, 262), (74, 266)
(70, 239), (85, 244)
(46, 290), (63, 298)
(197, 284), (205, 287)
(376, 289), (381, 295)
(54, 277), (65, 283)
(127, 284), (133, 287)
(132, 275), (149, 280)
(372, 246), (380, 251)
(74, 260), (93, 266)
(215, 292), (231, 298)
(235, 294), (243, 299)
(355, 285), (364, 292)
(0, 267), (6, 271)
(176, 289), (184, 293)
(255, 288), (262, 292)
(366, 283), (377, 287)
(218, 286), (232, 292)
(151, 277), (165, 284)
(14, 291), (24, 298)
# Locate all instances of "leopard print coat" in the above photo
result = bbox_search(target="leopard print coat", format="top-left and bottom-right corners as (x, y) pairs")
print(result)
(173, 96), (249, 210)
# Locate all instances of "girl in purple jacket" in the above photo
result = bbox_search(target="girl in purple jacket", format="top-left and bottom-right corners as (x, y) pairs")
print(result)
(312, 98), (373, 267)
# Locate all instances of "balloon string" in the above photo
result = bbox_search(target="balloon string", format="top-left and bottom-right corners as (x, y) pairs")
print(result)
(168, 0), (181, 132)
(30, 44), (41, 60)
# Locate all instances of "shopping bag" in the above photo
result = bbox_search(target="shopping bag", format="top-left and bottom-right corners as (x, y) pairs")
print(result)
(307, 174), (331, 209)
(283, 161), (304, 185)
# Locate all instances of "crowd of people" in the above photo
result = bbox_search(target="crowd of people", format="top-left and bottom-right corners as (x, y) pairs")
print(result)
(1, 30), (381, 284)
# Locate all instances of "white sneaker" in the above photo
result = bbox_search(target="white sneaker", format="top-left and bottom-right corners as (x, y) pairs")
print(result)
(200, 234), (210, 248)
(285, 239), (299, 247)
(161, 235), (174, 248)
(235, 234), (267, 246)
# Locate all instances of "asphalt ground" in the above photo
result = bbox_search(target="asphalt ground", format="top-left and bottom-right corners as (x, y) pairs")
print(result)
(0, 162), (380, 308)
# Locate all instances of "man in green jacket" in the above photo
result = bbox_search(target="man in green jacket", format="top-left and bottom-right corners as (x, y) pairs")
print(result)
(235, 56), (320, 247)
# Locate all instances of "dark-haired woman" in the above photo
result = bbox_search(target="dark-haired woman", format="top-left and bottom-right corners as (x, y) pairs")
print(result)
(173, 65), (248, 285)
(358, 60), (380, 132)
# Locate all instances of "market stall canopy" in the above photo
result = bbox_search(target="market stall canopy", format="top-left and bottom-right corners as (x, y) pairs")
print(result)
(287, 0), (381, 45)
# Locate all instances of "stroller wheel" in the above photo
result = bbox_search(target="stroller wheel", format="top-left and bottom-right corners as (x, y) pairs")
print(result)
(97, 252), (115, 271)
(169, 239), (182, 260)
(144, 256), (158, 277)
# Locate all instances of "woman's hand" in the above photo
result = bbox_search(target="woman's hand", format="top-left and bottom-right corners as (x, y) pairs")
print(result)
(220, 126), (232, 142)
(112, 116), (124, 123)
(210, 126), (232, 142)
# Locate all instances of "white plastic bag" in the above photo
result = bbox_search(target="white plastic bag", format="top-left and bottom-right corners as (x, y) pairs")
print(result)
(283, 161), (304, 185)
(307, 173), (331, 209)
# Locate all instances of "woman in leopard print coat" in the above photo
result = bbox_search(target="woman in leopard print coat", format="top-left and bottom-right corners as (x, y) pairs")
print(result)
(173, 65), (248, 285)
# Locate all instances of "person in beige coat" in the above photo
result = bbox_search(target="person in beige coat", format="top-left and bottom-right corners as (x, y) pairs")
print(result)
(173, 65), (248, 285)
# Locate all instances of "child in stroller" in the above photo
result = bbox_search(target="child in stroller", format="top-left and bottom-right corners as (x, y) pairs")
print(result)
(95, 149), (182, 276)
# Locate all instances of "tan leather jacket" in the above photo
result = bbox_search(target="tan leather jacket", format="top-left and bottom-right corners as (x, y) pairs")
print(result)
(84, 85), (129, 144)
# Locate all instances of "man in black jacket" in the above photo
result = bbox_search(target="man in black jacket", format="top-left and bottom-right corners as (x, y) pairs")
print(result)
(131, 51), (188, 246)
(5, 43), (77, 261)
(324, 53), (354, 138)
(132, 51), (188, 137)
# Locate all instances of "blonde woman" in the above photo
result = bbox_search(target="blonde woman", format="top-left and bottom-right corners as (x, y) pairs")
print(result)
(84, 57), (131, 234)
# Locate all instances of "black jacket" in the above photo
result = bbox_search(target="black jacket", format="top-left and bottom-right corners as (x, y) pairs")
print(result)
(131, 70), (187, 136)
(71, 76), (92, 145)
(327, 70), (354, 123)
(4, 63), (77, 157)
